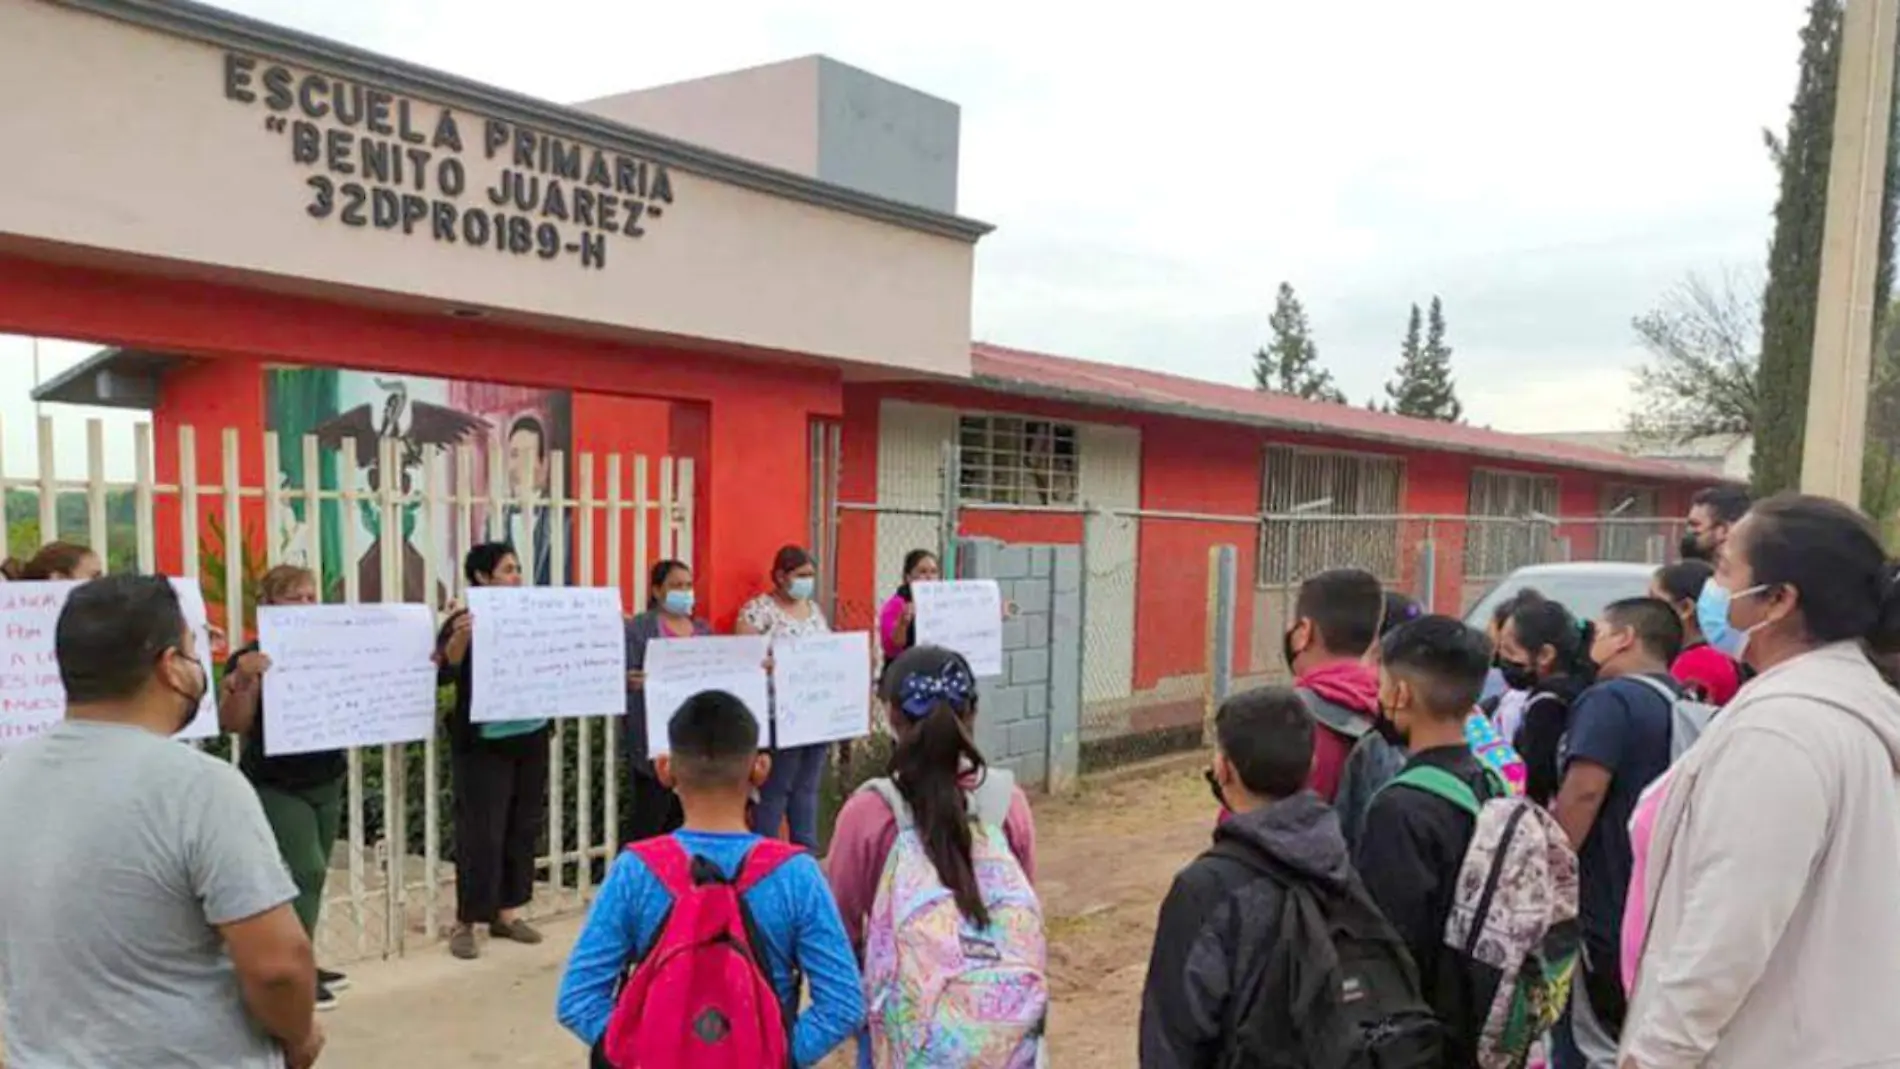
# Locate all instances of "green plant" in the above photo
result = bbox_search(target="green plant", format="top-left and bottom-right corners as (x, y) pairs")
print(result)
(201, 513), (269, 635)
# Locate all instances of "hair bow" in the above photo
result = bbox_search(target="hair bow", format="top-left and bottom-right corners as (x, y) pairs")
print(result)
(897, 662), (976, 720)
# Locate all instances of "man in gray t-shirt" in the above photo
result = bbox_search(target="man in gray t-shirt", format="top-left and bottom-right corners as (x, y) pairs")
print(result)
(0, 575), (321, 1068)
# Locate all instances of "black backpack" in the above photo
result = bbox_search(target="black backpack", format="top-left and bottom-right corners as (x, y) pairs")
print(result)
(1207, 843), (1444, 1069)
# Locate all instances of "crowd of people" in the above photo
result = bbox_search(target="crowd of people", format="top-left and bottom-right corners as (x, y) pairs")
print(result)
(6, 484), (1900, 1067)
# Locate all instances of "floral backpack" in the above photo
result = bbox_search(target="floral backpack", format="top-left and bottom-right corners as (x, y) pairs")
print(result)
(858, 772), (1049, 1069)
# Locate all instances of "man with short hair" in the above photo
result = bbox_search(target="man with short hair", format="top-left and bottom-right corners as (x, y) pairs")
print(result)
(1356, 615), (1502, 1066)
(0, 575), (322, 1068)
(1279, 567), (1387, 802)
(1141, 686), (1346, 1068)
(1550, 598), (1683, 1069)
(1680, 486), (1751, 563)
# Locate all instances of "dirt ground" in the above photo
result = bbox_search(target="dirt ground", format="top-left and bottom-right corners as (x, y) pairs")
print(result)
(321, 762), (1212, 1068)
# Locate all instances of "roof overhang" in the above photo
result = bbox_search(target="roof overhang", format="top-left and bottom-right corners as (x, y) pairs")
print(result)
(30, 347), (176, 410)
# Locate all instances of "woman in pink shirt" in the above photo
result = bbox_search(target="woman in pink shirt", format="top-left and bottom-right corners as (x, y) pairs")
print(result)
(876, 549), (940, 667)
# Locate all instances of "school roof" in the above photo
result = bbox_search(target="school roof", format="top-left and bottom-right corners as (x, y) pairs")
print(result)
(968, 341), (1722, 483)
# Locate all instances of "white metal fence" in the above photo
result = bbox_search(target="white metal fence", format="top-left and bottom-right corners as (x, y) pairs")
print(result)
(0, 414), (692, 963)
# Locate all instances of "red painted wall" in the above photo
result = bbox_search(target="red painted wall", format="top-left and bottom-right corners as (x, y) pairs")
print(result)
(152, 356), (268, 635)
(0, 254), (838, 630)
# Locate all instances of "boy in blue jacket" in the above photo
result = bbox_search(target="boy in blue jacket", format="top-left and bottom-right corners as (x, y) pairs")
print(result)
(557, 690), (863, 1067)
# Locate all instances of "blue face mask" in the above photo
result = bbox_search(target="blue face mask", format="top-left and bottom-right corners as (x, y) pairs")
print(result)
(1695, 578), (1762, 657)
(662, 589), (695, 617)
(788, 576), (816, 602)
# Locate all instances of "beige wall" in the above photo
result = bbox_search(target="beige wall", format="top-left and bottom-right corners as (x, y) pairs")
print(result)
(0, 1), (972, 377)
(577, 58), (822, 179)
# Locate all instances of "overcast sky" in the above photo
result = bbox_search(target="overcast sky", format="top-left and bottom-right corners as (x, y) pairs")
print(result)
(0, 0), (1806, 478)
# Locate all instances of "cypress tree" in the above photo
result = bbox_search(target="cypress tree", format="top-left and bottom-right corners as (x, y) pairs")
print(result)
(1385, 297), (1464, 421)
(1752, 0), (1843, 494)
(1253, 282), (1345, 403)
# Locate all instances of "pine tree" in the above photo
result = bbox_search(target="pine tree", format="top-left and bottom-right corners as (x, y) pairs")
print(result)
(1253, 282), (1345, 403)
(1384, 297), (1463, 421)
(1752, 0), (1843, 494)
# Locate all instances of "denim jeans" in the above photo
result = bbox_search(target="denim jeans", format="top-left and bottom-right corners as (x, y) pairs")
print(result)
(752, 743), (827, 850)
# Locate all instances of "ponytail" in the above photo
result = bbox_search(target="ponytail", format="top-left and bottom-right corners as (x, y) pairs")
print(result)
(891, 701), (990, 927)
(881, 644), (990, 927)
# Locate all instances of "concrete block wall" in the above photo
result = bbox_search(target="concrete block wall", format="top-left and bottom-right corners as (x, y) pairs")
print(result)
(957, 538), (1083, 792)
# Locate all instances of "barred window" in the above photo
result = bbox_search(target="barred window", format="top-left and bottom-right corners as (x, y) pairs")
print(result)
(1597, 483), (1666, 563)
(1257, 445), (1405, 586)
(1464, 469), (1561, 579)
(958, 415), (1079, 506)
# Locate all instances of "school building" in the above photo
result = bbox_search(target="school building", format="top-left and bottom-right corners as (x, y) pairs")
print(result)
(7, 0), (1716, 765)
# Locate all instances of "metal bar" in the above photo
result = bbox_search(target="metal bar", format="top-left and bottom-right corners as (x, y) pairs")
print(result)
(337, 436), (367, 961)
(85, 420), (107, 569)
(36, 416), (57, 543)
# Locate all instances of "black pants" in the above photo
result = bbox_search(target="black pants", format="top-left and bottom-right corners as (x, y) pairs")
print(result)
(623, 759), (684, 844)
(452, 743), (549, 924)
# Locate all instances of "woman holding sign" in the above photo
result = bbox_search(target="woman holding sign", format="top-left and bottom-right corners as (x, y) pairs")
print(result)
(621, 558), (708, 841)
(218, 564), (350, 1010)
(877, 550), (939, 668)
(439, 542), (550, 961)
(736, 544), (831, 851)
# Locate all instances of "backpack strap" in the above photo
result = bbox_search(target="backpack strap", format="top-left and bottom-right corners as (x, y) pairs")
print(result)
(1385, 765), (1483, 819)
(734, 838), (804, 895)
(1298, 687), (1375, 740)
(859, 776), (914, 831)
(969, 768), (1017, 827)
(629, 836), (694, 899)
(1629, 673), (1680, 708)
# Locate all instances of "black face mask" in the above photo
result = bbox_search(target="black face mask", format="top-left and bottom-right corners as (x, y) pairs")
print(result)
(1373, 709), (1408, 748)
(1282, 628), (1300, 674)
(1205, 767), (1230, 812)
(165, 652), (208, 734)
(1679, 531), (1710, 562)
(1496, 658), (1538, 692)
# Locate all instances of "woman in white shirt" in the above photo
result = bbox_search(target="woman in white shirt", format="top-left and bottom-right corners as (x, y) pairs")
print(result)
(735, 544), (830, 850)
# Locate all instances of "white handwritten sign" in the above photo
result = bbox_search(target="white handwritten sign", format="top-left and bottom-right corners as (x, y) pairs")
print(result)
(258, 604), (438, 755)
(774, 631), (873, 748)
(0, 578), (219, 748)
(643, 635), (770, 757)
(467, 586), (626, 723)
(912, 580), (1004, 677)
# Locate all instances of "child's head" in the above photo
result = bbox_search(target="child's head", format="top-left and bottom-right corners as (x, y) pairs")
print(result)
(878, 645), (992, 924)
(1590, 597), (1684, 679)
(1211, 686), (1314, 813)
(1378, 615), (1492, 748)
(656, 690), (768, 801)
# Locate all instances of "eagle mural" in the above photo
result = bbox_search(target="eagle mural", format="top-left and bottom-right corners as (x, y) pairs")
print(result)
(312, 378), (490, 603)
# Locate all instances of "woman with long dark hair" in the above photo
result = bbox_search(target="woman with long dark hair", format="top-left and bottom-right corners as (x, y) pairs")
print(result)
(1621, 495), (1900, 1067)
(826, 645), (1044, 1066)
(1496, 597), (1595, 806)
(877, 549), (940, 667)
(620, 558), (708, 841)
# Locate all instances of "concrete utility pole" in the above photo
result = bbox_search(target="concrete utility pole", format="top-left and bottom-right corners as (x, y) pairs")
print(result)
(1801, 0), (1900, 502)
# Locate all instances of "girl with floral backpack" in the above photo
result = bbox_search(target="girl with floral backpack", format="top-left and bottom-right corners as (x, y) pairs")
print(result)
(825, 645), (1048, 1068)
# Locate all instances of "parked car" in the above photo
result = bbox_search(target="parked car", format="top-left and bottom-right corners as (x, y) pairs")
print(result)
(1462, 561), (1660, 630)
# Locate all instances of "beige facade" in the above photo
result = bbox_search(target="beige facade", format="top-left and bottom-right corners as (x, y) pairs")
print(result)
(0, 0), (982, 376)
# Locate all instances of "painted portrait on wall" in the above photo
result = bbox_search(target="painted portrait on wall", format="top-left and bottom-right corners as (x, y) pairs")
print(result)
(265, 367), (572, 602)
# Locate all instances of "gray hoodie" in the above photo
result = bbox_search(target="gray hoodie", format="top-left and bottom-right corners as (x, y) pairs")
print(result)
(1621, 641), (1900, 1069)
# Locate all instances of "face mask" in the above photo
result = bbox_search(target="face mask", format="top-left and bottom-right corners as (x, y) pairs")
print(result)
(662, 589), (695, 616)
(1374, 708), (1408, 748)
(788, 576), (816, 602)
(1679, 531), (1710, 562)
(1204, 766), (1230, 812)
(1696, 578), (1764, 657)
(1496, 658), (1538, 692)
(1282, 627), (1301, 674)
(167, 652), (207, 734)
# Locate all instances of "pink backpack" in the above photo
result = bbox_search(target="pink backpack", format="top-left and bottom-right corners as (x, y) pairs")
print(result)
(859, 773), (1048, 1068)
(598, 837), (800, 1069)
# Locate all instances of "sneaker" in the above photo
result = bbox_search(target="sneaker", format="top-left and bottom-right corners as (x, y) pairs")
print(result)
(315, 983), (338, 1012)
(317, 968), (349, 993)
(489, 918), (543, 945)
(449, 925), (480, 960)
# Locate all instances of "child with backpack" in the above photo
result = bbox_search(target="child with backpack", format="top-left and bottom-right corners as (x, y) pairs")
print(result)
(555, 690), (863, 1068)
(1358, 615), (1580, 1069)
(825, 645), (1046, 1069)
(1143, 685), (1443, 1069)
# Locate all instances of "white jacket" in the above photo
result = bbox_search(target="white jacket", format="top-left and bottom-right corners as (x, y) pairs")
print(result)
(1621, 641), (1900, 1069)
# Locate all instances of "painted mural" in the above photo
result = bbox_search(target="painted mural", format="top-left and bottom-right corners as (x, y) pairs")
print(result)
(266, 367), (572, 602)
